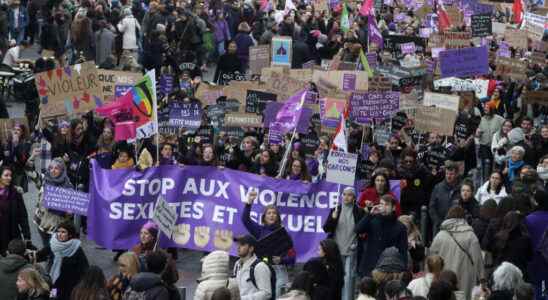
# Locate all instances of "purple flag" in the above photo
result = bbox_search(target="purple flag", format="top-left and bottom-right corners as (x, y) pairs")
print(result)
(275, 90), (307, 133)
(368, 17), (384, 50)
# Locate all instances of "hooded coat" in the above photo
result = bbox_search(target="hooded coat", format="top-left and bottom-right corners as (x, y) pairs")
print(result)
(127, 272), (169, 300)
(430, 218), (484, 300)
(0, 254), (32, 300)
(194, 251), (240, 300)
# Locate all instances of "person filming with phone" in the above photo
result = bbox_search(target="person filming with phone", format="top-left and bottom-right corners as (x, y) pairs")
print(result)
(354, 194), (408, 277)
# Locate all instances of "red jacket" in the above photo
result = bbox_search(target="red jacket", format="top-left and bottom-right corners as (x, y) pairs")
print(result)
(358, 187), (401, 216)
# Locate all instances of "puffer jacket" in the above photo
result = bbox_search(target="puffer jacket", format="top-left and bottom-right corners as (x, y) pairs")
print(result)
(194, 251), (240, 300)
(126, 272), (169, 300)
(0, 254), (32, 300)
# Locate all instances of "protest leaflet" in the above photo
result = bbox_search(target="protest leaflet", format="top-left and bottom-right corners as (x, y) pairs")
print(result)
(326, 150), (358, 186)
(423, 92), (460, 112)
(349, 91), (400, 123)
(439, 46), (489, 78)
(43, 185), (90, 216)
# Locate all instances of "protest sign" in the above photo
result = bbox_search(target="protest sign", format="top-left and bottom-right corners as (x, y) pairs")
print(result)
(264, 72), (311, 102)
(88, 161), (351, 261)
(224, 113), (263, 127)
(442, 31), (472, 48)
(271, 36), (293, 66)
(523, 13), (546, 40)
(491, 22), (507, 35)
(312, 70), (368, 91)
(0, 118), (28, 143)
(206, 105), (225, 128)
(439, 46), (489, 78)
(504, 29), (528, 49)
(423, 91), (460, 111)
(268, 122), (284, 145)
(383, 35), (427, 59)
(43, 184), (90, 216)
(471, 14), (492, 37)
(153, 196), (178, 238)
(349, 91), (400, 123)
(522, 91), (548, 105)
(223, 81), (262, 111)
(326, 150), (358, 186)
(413, 106), (457, 136)
(245, 90), (277, 114)
(37, 62), (103, 117)
(249, 45), (271, 75)
(195, 83), (225, 105)
(368, 75), (392, 91)
(98, 70), (141, 103)
(400, 42), (417, 54)
(530, 51), (546, 66)
(320, 97), (347, 129)
(263, 102), (313, 134)
(218, 71), (247, 85)
(495, 57), (528, 80)
(168, 102), (203, 132)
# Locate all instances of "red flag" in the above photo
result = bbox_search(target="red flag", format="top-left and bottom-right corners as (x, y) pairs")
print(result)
(513, 0), (523, 24)
(437, 0), (451, 32)
(332, 105), (349, 152)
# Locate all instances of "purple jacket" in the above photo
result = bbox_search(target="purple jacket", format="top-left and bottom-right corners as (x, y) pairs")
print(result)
(242, 204), (296, 266)
(233, 33), (254, 64)
(213, 19), (231, 43)
(525, 211), (548, 296)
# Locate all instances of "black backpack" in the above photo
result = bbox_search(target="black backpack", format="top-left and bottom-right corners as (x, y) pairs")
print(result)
(249, 259), (277, 300)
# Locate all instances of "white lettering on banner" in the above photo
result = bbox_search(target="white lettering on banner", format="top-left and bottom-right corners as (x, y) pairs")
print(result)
(122, 178), (175, 196)
(182, 178), (230, 199)
(250, 211), (325, 233)
(238, 185), (338, 208)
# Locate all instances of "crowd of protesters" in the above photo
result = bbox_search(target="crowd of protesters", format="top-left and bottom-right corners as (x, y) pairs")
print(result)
(1, 0), (548, 298)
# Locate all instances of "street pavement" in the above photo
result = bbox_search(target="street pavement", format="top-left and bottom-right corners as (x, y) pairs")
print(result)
(8, 102), (202, 300)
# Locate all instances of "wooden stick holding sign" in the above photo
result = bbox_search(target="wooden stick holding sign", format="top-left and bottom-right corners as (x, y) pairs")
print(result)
(152, 195), (178, 250)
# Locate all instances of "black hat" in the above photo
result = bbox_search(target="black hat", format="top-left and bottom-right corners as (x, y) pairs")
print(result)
(233, 234), (258, 247)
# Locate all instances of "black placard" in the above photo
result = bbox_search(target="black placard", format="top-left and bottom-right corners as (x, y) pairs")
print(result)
(471, 14), (492, 37)
(245, 90), (278, 114)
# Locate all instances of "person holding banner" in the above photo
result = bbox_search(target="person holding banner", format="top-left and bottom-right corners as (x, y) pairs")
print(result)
(242, 190), (296, 296)
(322, 187), (364, 300)
(33, 158), (73, 247)
(0, 166), (31, 255)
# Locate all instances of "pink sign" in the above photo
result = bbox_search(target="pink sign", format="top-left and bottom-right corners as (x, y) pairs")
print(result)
(400, 42), (417, 54)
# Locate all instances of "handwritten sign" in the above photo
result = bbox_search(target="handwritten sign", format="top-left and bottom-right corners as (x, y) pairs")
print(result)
(495, 57), (528, 80)
(439, 46), (489, 78)
(98, 70), (141, 103)
(504, 29), (528, 49)
(224, 113), (263, 127)
(350, 91), (400, 123)
(471, 14), (492, 37)
(443, 31), (472, 49)
(413, 106), (457, 136)
(245, 90), (277, 114)
(326, 150), (358, 186)
(249, 45), (271, 75)
(423, 91), (460, 111)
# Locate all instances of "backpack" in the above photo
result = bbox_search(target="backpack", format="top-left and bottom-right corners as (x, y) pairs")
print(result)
(537, 227), (548, 263)
(122, 287), (146, 300)
(249, 259), (277, 300)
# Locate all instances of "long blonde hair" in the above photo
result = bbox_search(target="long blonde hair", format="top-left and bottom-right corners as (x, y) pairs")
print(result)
(18, 268), (50, 297)
(118, 252), (140, 277)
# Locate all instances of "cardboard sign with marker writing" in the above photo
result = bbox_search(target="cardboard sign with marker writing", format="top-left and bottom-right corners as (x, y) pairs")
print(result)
(245, 90), (277, 114)
(413, 106), (457, 136)
(249, 45), (271, 75)
(442, 31), (472, 49)
(37, 62), (103, 118)
(423, 92), (460, 111)
(223, 81), (263, 111)
(522, 91), (548, 105)
(195, 83), (225, 105)
(312, 70), (368, 92)
(98, 70), (142, 103)
(369, 75), (392, 91)
(224, 113), (263, 127)
(495, 57), (528, 80)
(504, 29), (528, 49)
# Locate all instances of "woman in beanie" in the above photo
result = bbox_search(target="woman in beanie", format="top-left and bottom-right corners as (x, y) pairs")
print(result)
(132, 221), (159, 259)
(322, 186), (364, 300)
(33, 158), (74, 246)
(35, 221), (89, 300)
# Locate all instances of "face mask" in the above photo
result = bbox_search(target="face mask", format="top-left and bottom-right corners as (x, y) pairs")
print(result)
(537, 166), (548, 180)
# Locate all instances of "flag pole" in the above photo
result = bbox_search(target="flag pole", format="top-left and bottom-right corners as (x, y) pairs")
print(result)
(278, 126), (298, 178)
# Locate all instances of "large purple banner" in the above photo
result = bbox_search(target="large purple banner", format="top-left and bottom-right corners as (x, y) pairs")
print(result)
(439, 46), (489, 78)
(88, 161), (346, 262)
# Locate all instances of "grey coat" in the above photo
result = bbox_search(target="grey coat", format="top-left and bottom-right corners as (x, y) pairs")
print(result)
(0, 254), (32, 300)
(429, 180), (461, 234)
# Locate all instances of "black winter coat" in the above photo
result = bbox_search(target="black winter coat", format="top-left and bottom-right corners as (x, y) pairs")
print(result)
(0, 186), (31, 254)
(36, 246), (89, 300)
(354, 213), (408, 276)
(323, 204), (365, 238)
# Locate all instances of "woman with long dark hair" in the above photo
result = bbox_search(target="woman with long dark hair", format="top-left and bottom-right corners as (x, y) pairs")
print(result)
(242, 190), (296, 296)
(0, 166), (31, 255)
(490, 211), (532, 276)
(71, 266), (110, 300)
(475, 171), (508, 205)
(457, 180), (480, 226)
(318, 239), (345, 300)
(252, 150), (278, 177)
(358, 172), (401, 215)
(285, 158), (312, 182)
(2, 123), (31, 192)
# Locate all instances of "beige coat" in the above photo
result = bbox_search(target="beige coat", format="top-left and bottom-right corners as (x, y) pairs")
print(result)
(430, 218), (484, 300)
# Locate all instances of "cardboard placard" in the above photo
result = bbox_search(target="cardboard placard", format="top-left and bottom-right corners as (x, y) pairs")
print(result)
(223, 81), (263, 111)
(37, 62), (103, 117)
(249, 45), (271, 75)
(312, 70), (368, 92)
(368, 75), (392, 91)
(245, 90), (277, 114)
(471, 14), (492, 37)
(195, 83), (225, 105)
(523, 14), (546, 41)
(494, 57), (528, 80)
(504, 29), (528, 49)
(264, 72), (311, 102)
(153, 196), (178, 238)
(224, 113), (263, 127)
(384, 35), (427, 59)
(530, 51), (546, 66)
(326, 150), (358, 186)
(423, 91), (460, 111)
(522, 91), (548, 105)
(349, 91), (400, 123)
(442, 31), (472, 49)
(491, 22), (507, 35)
(413, 106), (457, 136)
(271, 36), (293, 66)
(98, 70), (142, 103)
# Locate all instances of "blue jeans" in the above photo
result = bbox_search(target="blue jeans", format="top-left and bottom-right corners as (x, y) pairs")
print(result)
(342, 252), (357, 300)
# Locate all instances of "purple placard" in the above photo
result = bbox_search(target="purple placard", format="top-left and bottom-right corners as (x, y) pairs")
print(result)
(168, 102), (203, 131)
(366, 53), (378, 68)
(263, 102), (313, 134)
(343, 73), (357, 91)
(400, 42), (417, 54)
(88, 161), (351, 262)
(349, 91), (400, 123)
(425, 59), (436, 74)
(160, 74), (174, 96)
(268, 122), (283, 145)
(497, 42), (511, 58)
(43, 184), (90, 216)
(439, 46), (489, 78)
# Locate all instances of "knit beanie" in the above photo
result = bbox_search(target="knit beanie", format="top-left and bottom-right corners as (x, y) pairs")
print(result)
(375, 247), (406, 273)
(142, 221), (159, 237)
(508, 128), (525, 145)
